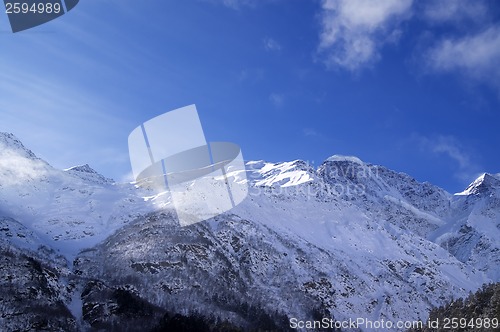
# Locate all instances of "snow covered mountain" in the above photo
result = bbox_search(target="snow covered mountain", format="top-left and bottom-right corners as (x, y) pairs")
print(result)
(0, 133), (498, 331)
(0, 133), (152, 258)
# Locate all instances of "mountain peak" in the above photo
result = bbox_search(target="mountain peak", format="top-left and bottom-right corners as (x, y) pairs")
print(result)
(64, 164), (114, 184)
(457, 173), (500, 196)
(0, 132), (37, 159)
(325, 154), (364, 164)
(246, 159), (315, 188)
(65, 164), (98, 174)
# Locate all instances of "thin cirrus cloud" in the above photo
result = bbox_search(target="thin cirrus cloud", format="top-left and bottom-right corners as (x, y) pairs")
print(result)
(418, 135), (481, 184)
(0, 61), (130, 172)
(317, 0), (414, 71)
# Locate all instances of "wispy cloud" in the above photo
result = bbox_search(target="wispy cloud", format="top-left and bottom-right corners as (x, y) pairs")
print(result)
(264, 37), (282, 51)
(317, 0), (413, 71)
(0, 60), (132, 177)
(202, 0), (259, 9)
(0, 7), (171, 180)
(269, 93), (285, 108)
(421, 0), (487, 24)
(418, 135), (481, 184)
(223, 0), (256, 9)
(302, 128), (319, 137)
(425, 25), (500, 92)
(238, 68), (265, 82)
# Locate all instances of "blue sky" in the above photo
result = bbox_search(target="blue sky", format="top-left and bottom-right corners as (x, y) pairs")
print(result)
(1, 0), (499, 193)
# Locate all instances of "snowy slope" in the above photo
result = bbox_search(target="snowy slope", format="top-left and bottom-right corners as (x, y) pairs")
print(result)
(73, 157), (496, 330)
(0, 133), (153, 259)
(0, 133), (499, 331)
(431, 172), (500, 280)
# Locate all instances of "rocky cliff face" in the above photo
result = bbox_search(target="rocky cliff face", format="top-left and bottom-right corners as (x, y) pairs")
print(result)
(0, 133), (498, 331)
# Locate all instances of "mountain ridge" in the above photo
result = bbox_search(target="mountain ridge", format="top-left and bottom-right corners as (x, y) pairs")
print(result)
(0, 133), (498, 331)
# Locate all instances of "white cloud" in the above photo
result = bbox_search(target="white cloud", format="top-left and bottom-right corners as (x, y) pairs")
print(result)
(0, 146), (50, 186)
(264, 37), (282, 51)
(426, 26), (500, 90)
(317, 0), (413, 71)
(422, 0), (487, 23)
(269, 93), (285, 108)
